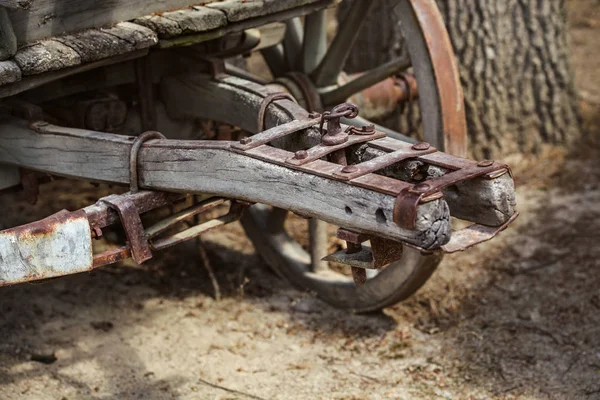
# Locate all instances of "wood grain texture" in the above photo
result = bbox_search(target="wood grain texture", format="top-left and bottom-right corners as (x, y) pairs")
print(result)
(0, 117), (451, 249)
(7, 0), (198, 45)
(356, 147), (516, 227)
(0, 50), (145, 99)
(133, 6), (227, 39)
(0, 60), (20, 84)
(207, 0), (318, 22)
(0, 7), (17, 60)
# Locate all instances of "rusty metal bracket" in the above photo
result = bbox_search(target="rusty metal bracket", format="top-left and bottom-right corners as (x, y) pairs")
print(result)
(146, 198), (250, 251)
(319, 102), (359, 146)
(323, 229), (404, 270)
(101, 194), (153, 264)
(129, 130), (166, 194)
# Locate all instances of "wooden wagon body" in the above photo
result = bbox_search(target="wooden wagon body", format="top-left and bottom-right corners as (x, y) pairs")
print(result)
(0, 0), (517, 311)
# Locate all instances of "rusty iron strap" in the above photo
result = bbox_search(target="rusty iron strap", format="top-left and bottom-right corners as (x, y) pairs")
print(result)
(130, 130), (167, 194)
(394, 161), (509, 230)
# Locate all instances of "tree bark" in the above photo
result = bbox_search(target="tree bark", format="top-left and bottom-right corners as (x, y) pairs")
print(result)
(341, 0), (581, 159)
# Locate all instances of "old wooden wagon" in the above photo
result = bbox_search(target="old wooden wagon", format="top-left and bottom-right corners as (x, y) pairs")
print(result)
(0, 0), (517, 311)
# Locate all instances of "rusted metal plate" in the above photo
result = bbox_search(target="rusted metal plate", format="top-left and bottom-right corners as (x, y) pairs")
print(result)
(0, 210), (93, 286)
(322, 238), (403, 270)
(333, 145), (437, 180)
(231, 117), (320, 151)
(441, 213), (519, 253)
(286, 131), (385, 166)
(101, 194), (153, 264)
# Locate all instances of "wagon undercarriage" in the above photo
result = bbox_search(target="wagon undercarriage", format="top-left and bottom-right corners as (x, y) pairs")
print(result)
(0, 0), (517, 311)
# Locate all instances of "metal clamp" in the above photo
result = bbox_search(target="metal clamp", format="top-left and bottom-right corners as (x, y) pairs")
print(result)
(257, 92), (297, 131)
(129, 130), (166, 194)
(319, 102), (359, 146)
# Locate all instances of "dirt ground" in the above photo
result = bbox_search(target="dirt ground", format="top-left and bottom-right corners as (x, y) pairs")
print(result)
(1, 2), (599, 400)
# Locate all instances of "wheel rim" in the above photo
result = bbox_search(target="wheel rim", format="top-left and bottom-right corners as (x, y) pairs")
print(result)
(241, 0), (466, 312)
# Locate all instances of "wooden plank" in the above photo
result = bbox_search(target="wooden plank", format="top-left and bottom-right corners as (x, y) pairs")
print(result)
(7, 0), (201, 45)
(55, 23), (157, 64)
(156, 0), (334, 49)
(12, 22), (156, 76)
(0, 50), (145, 99)
(14, 39), (81, 75)
(133, 6), (227, 39)
(0, 117), (452, 249)
(207, 0), (318, 22)
(6, 0), (325, 45)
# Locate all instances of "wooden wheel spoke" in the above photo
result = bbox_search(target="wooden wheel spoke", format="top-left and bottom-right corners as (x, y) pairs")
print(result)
(224, 63), (268, 84)
(309, 219), (329, 273)
(261, 44), (287, 77)
(267, 207), (289, 233)
(283, 18), (304, 70)
(302, 9), (328, 74)
(310, 1), (375, 87)
(321, 55), (411, 106)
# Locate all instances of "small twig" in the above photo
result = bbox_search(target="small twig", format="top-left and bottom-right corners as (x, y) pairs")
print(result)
(197, 240), (221, 301)
(349, 370), (385, 384)
(197, 377), (269, 400)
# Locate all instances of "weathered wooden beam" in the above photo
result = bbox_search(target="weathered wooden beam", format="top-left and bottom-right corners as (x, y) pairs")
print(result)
(160, 73), (516, 228)
(354, 147), (516, 227)
(0, 117), (451, 249)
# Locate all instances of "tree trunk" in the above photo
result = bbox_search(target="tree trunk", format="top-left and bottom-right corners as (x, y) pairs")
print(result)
(341, 0), (581, 159)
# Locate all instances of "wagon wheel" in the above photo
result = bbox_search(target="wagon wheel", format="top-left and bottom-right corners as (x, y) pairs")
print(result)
(241, 0), (467, 312)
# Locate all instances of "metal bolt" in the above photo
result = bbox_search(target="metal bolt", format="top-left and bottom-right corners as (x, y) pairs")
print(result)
(412, 183), (431, 193)
(35, 121), (49, 127)
(294, 150), (308, 160)
(91, 226), (103, 240)
(341, 165), (359, 174)
(361, 124), (375, 133)
(477, 159), (494, 167)
(239, 137), (252, 145)
(412, 142), (431, 151)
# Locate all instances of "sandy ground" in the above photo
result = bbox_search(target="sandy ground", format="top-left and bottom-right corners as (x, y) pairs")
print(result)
(1, 1), (599, 399)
